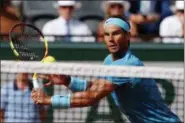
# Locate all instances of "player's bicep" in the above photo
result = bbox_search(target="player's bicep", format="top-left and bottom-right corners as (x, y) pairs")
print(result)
(88, 79), (117, 101)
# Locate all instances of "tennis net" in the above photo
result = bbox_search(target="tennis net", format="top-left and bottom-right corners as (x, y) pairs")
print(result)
(1, 60), (184, 123)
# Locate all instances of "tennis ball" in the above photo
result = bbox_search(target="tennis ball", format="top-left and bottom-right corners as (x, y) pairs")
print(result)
(42, 56), (56, 63)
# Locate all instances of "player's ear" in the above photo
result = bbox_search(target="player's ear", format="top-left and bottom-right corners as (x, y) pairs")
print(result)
(124, 31), (130, 41)
(126, 32), (131, 47)
(127, 32), (131, 39)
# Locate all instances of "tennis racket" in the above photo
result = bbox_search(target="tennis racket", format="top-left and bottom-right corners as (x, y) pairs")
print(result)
(9, 23), (48, 89)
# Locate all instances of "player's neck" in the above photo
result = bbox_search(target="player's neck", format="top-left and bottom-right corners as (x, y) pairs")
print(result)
(112, 49), (127, 61)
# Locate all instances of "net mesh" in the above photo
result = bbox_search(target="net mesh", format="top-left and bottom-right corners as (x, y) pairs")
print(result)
(1, 60), (184, 123)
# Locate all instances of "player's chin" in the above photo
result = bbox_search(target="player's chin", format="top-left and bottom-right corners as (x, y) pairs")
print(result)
(108, 47), (119, 53)
(108, 48), (119, 54)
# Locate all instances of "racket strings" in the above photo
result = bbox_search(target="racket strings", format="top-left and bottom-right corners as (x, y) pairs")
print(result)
(12, 26), (40, 42)
(12, 34), (38, 60)
(10, 25), (42, 60)
(25, 27), (41, 42)
(14, 41), (39, 60)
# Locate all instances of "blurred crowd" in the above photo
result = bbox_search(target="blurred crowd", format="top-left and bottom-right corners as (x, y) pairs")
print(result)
(1, 0), (184, 43)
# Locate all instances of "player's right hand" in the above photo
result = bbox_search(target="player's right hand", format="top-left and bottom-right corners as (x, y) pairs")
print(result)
(39, 74), (71, 87)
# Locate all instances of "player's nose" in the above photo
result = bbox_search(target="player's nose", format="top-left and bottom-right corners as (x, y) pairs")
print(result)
(108, 35), (114, 42)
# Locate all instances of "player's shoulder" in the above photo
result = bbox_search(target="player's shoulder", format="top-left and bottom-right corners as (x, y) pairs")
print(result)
(127, 52), (144, 66)
(113, 51), (144, 66)
(103, 51), (143, 66)
(103, 54), (112, 65)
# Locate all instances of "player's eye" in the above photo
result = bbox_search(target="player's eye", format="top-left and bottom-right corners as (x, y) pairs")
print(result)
(112, 31), (121, 36)
(104, 32), (109, 36)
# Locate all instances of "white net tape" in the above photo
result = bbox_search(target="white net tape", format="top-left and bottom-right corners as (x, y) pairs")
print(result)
(0, 60), (184, 122)
(1, 60), (184, 80)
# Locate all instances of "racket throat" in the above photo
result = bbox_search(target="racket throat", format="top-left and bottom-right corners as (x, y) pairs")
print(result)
(32, 73), (43, 89)
(33, 73), (38, 79)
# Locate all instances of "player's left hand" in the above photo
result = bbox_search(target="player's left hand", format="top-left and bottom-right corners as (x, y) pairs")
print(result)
(31, 89), (51, 105)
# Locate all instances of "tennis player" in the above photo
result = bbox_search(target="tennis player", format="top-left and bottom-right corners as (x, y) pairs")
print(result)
(31, 17), (182, 123)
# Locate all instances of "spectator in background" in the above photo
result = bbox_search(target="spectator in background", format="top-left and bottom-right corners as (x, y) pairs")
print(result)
(128, 0), (172, 39)
(160, 1), (184, 43)
(42, 0), (94, 42)
(0, 73), (47, 123)
(0, 0), (21, 39)
(97, 1), (138, 42)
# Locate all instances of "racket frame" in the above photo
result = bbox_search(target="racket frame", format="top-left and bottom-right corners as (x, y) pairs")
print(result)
(9, 23), (49, 89)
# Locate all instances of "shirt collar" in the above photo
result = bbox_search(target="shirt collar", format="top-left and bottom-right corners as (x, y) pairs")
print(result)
(58, 16), (72, 24)
(13, 80), (33, 91)
(108, 49), (131, 64)
(121, 49), (131, 59)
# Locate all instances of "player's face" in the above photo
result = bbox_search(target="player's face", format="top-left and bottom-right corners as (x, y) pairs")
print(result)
(58, 6), (74, 20)
(108, 4), (124, 17)
(104, 25), (129, 54)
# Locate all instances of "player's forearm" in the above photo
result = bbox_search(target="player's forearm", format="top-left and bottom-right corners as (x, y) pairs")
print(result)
(66, 76), (92, 92)
(51, 79), (115, 108)
(51, 91), (98, 108)
(33, 79), (115, 109)
(70, 91), (98, 107)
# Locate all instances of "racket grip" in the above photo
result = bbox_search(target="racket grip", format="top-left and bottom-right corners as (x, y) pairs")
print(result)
(32, 78), (44, 89)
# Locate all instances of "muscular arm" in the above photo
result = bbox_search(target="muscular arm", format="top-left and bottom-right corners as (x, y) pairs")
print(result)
(32, 77), (117, 108)
(70, 79), (117, 107)
(47, 75), (93, 92)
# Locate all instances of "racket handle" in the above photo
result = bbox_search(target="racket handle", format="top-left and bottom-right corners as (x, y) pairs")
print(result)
(32, 73), (43, 89)
(32, 78), (44, 89)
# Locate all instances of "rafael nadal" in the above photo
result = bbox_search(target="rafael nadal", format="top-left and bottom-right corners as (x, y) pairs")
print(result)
(31, 17), (181, 123)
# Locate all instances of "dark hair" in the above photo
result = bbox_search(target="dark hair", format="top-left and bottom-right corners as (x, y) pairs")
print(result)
(109, 15), (130, 47)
